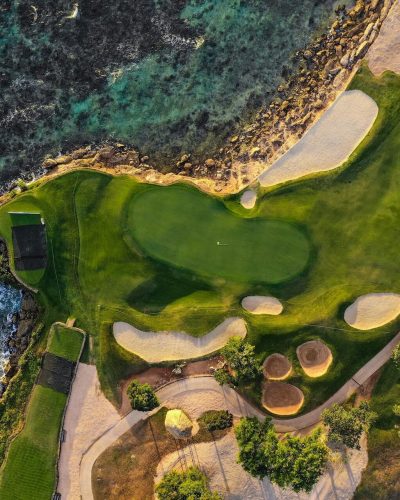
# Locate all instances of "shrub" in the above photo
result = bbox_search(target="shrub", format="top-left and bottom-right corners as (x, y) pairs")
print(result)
(221, 337), (259, 384)
(156, 467), (221, 500)
(322, 401), (377, 449)
(392, 344), (400, 370)
(126, 380), (159, 411)
(213, 368), (235, 386)
(393, 403), (400, 417)
(234, 417), (328, 492)
(198, 410), (233, 432)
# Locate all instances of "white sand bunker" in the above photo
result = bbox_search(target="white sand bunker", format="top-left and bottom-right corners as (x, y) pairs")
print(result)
(367, 0), (400, 76)
(262, 382), (304, 416)
(240, 189), (257, 209)
(344, 292), (400, 330)
(263, 353), (292, 380)
(258, 90), (378, 188)
(156, 430), (368, 500)
(241, 295), (283, 315)
(297, 340), (333, 377)
(113, 318), (246, 363)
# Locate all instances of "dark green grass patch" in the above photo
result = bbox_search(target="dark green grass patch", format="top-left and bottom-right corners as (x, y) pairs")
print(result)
(0, 386), (66, 500)
(128, 185), (311, 284)
(47, 324), (84, 362)
(9, 212), (42, 227)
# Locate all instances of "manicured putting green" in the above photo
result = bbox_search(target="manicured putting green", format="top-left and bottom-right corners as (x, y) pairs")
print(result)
(128, 185), (310, 284)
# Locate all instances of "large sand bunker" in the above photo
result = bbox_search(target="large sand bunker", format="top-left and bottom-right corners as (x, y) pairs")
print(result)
(263, 353), (292, 380)
(258, 90), (378, 188)
(297, 340), (333, 377)
(344, 292), (400, 330)
(262, 382), (304, 415)
(241, 295), (283, 315)
(113, 318), (246, 363)
(367, 0), (400, 75)
(240, 189), (257, 209)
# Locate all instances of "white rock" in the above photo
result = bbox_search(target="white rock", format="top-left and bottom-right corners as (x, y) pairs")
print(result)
(240, 189), (257, 209)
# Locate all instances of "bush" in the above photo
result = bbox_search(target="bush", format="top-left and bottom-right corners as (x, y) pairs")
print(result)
(213, 368), (235, 386)
(234, 417), (328, 493)
(156, 467), (221, 500)
(198, 410), (233, 432)
(392, 344), (400, 370)
(393, 403), (400, 417)
(126, 380), (159, 411)
(322, 401), (377, 449)
(220, 337), (259, 384)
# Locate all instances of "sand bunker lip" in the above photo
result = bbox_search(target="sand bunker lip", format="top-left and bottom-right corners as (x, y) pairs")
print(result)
(241, 295), (283, 315)
(296, 340), (333, 378)
(262, 382), (304, 416)
(263, 353), (292, 380)
(258, 90), (378, 188)
(240, 189), (257, 209)
(344, 292), (400, 330)
(367, 0), (400, 76)
(113, 317), (246, 363)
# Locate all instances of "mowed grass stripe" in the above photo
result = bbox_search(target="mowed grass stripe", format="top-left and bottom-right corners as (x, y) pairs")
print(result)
(128, 185), (310, 284)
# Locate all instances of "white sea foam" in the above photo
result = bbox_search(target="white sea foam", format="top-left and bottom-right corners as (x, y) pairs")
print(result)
(0, 284), (22, 378)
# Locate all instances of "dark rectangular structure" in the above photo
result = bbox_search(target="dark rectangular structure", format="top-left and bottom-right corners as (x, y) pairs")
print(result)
(37, 352), (75, 395)
(12, 223), (47, 271)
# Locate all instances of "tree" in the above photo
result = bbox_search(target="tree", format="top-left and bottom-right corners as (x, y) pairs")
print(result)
(322, 401), (377, 449)
(126, 380), (159, 411)
(213, 367), (235, 386)
(234, 417), (328, 492)
(221, 337), (260, 384)
(392, 344), (400, 370)
(156, 467), (221, 500)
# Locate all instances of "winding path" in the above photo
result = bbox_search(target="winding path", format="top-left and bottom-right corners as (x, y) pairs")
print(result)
(78, 330), (400, 499)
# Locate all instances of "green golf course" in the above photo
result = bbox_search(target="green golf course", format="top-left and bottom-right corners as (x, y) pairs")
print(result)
(128, 185), (310, 284)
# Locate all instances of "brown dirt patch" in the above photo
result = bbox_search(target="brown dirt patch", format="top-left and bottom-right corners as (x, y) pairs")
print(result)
(119, 357), (222, 414)
(262, 382), (304, 416)
(262, 353), (292, 380)
(92, 407), (230, 500)
(296, 340), (333, 377)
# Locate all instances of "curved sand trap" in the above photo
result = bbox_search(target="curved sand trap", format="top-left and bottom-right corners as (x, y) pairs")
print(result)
(367, 1), (400, 76)
(113, 317), (246, 363)
(344, 292), (400, 330)
(297, 340), (333, 377)
(263, 353), (292, 380)
(258, 90), (378, 188)
(242, 295), (283, 315)
(240, 189), (257, 209)
(262, 382), (304, 415)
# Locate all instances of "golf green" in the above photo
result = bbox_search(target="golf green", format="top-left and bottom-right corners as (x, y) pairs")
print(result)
(128, 185), (310, 284)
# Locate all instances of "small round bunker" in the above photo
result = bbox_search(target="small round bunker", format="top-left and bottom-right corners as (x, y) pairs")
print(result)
(296, 339), (332, 377)
(262, 382), (304, 416)
(263, 353), (292, 380)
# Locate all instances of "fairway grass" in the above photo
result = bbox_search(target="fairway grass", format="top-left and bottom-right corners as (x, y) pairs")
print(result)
(128, 185), (310, 284)
(0, 326), (84, 500)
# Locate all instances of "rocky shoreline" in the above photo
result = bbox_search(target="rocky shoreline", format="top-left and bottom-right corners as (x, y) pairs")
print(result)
(0, 241), (39, 396)
(0, 0), (392, 200)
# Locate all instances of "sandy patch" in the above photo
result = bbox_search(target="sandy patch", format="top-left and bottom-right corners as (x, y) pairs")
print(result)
(240, 189), (257, 209)
(297, 340), (333, 378)
(344, 292), (400, 330)
(113, 318), (246, 363)
(258, 90), (378, 188)
(241, 295), (283, 315)
(367, 0), (400, 75)
(58, 363), (121, 500)
(156, 430), (368, 500)
(262, 382), (304, 416)
(263, 353), (292, 380)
